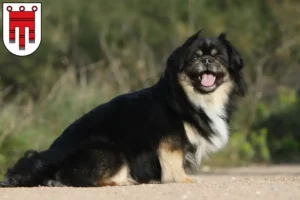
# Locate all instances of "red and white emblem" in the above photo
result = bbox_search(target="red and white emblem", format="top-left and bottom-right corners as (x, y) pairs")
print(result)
(2, 3), (41, 56)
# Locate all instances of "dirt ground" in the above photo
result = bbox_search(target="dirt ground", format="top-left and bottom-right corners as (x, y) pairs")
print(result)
(0, 165), (299, 200)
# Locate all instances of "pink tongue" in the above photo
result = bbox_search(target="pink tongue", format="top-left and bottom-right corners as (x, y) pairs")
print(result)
(201, 74), (216, 87)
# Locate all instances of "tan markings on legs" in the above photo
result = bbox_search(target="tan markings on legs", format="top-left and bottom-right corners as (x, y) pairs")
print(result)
(98, 180), (117, 187)
(158, 140), (194, 183)
(97, 164), (136, 187)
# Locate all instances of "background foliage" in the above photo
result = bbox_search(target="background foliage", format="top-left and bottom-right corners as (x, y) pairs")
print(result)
(0, 0), (300, 175)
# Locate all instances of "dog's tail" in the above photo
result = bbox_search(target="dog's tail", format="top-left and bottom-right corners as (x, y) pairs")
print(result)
(0, 149), (63, 187)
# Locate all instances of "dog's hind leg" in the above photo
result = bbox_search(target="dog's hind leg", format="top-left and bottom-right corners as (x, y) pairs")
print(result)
(56, 143), (136, 187)
(97, 164), (136, 187)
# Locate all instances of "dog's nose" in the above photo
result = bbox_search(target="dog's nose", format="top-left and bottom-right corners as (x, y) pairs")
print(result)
(201, 58), (211, 65)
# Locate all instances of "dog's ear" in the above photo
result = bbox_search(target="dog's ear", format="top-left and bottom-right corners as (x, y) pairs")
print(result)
(219, 33), (247, 95)
(183, 29), (204, 47)
(166, 46), (185, 71)
(167, 29), (204, 71)
(218, 33), (244, 71)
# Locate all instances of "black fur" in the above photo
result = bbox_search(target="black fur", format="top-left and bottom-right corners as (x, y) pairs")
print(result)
(0, 30), (245, 187)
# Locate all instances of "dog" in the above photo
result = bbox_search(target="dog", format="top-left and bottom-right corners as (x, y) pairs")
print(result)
(0, 29), (246, 187)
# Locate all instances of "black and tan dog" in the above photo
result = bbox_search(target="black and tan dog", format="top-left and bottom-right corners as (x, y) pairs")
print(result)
(0, 29), (246, 187)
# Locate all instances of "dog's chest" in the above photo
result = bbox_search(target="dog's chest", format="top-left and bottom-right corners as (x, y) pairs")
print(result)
(183, 107), (229, 165)
(179, 79), (232, 165)
(184, 117), (228, 152)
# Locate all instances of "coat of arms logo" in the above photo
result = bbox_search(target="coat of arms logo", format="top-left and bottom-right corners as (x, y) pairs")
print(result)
(2, 3), (42, 56)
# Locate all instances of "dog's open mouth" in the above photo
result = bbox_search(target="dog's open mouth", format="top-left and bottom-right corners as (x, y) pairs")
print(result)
(198, 71), (224, 88)
(184, 68), (226, 93)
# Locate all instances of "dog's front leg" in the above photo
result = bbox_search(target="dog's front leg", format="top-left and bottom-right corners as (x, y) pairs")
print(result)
(158, 139), (194, 183)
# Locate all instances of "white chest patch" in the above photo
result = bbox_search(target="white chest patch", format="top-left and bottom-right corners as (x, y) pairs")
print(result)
(184, 120), (228, 166)
(179, 77), (233, 166)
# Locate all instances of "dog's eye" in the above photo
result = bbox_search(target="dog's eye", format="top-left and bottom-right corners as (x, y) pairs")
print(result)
(190, 55), (198, 61)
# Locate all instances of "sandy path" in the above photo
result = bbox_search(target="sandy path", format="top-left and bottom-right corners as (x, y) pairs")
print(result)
(1, 165), (299, 200)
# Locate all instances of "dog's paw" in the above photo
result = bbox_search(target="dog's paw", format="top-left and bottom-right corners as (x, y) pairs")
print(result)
(181, 176), (195, 183)
(45, 180), (66, 187)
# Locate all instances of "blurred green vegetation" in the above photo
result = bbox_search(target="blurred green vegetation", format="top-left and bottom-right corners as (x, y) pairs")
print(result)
(0, 0), (300, 175)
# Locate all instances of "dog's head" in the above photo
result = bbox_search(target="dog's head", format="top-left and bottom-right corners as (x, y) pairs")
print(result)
(166, 29), (245, 96)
